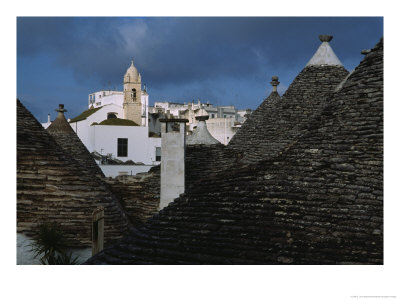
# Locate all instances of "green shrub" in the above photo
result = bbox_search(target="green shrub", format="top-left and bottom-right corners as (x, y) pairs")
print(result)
(30, 223), (79, 265)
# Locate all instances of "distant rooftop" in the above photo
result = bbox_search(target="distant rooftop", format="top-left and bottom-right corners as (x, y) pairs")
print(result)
(69, 106), (102, 123)
(95, 118), (139, 126)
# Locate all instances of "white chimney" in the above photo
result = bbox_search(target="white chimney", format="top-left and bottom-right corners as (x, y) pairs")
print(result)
(159, 118), (188, 210)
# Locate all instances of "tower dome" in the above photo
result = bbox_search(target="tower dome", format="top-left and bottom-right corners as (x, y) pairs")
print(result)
(124, 59), (140, 83)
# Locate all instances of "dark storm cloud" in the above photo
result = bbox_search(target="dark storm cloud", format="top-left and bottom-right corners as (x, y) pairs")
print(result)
(18, 17), (130, 85)
(17, 17), (383, 121)
(131, 17), (383, 92)
(17, 17), (383, 91)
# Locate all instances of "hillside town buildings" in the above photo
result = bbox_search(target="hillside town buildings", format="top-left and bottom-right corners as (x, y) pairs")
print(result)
(41, 60), (252, 175)
(150, 100), (252, 145)
(66, 60), (160, 176)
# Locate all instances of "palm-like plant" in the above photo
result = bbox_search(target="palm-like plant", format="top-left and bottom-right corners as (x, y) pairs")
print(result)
(30, 223), (79, 265)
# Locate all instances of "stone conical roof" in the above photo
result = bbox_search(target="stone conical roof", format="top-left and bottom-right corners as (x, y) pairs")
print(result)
(186, 116), (220, 145)
(17, 100), (131, 247)
(47, 104), (105, 178)
(86, 38), (383, 265)
(229, 56), (349, 164)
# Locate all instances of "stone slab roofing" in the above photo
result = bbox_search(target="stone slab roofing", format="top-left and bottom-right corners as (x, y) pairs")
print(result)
(104, 166), (160, 227)
(17, 100), (131, 247)
(229, 36), (348, 165)
(228, 66), (348, 165)
(86, 38), (383, 265)
(47, 104), (105, 178)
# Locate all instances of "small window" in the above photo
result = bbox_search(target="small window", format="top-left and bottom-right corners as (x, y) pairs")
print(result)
(107, 113), (117, 119)
(211, 114), (215, 118)
(117, 138), (128, 157)
(156, 147), (161, 161)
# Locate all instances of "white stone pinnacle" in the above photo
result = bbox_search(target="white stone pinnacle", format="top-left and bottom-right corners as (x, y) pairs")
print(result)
(306, 35), (343, 67)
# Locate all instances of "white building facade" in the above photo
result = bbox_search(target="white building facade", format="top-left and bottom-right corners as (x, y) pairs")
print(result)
(149, 100), (251, 145)
(68, 60), (161, 171)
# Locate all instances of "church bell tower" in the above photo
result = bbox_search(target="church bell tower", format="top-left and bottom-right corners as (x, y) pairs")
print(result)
(123, 59), (142, 125)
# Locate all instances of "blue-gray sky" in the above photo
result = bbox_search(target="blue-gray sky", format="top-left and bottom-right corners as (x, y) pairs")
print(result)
(17, 17), (383, 122)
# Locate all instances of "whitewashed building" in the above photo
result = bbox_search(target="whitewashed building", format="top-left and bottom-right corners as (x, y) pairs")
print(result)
(205, 117), (241, 145)
(150, 100), (252, 145)
(67, 60), (161, 175)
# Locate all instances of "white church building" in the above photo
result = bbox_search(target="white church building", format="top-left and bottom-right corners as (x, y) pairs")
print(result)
(68, 60), (161, 176)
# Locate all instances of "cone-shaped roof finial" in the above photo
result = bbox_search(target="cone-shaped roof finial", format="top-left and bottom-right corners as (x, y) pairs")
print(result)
(319, 35), (333, 42)
(270, 76), (280, 92)
(56, 104), (67, 113)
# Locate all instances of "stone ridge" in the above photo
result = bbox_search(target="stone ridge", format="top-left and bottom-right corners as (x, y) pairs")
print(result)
(47, 108), (105, 178)
(17, 100), (131, 247)
(85, 38), (383, 265)
(229, 65), (349, 165)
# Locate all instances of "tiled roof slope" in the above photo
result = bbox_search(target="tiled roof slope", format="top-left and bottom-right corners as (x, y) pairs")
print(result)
(104, 166), (161, 226)
(228, 65), (349, 165)
(17, 100), (131, 247)
(86, 38), (383, 264)
(102, 145), (241, 227)
(69, 106), (101, 123)
(47, 105), (105, 178)
(185, 144), (243, 189)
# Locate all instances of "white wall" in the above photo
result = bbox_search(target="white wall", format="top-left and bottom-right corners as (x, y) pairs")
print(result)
(71, 104), (124, 153)
(17, 233), (92, 265)
(70, 104), (161, 164)
(141, 93), (149, 127)
(100, 165), (154, 178)
(98, 93), (124, 108)
(206, 118), (238, 145)
(91, 125), (161, 164)
(41, 121), (51, 129)
(86, 104), (124, 124)
(89, 91), (124, 108)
